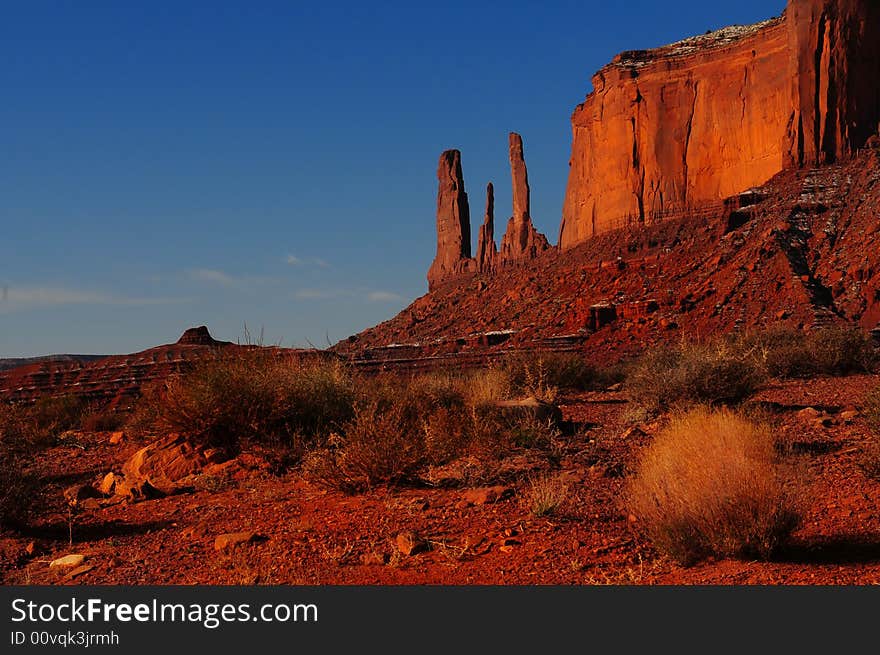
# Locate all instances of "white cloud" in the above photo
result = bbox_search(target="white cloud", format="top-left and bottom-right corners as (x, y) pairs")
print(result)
(286, 254), (329, 268)
(0, 285), (186, 312)
(189, 268), (236, 286)
(292, 288), (404, 303)
(366, 291), (403, 302)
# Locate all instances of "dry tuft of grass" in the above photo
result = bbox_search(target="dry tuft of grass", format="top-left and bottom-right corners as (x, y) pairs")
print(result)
(626, 406), (802, 565)
(525, 472), (572, 517)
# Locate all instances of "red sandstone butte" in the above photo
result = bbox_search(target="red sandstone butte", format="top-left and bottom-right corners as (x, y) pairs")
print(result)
(559, 0), (880, 248)
(499, 132), (550, 265)
(427, 150), (476, 290)
(476, 182), (497, 273)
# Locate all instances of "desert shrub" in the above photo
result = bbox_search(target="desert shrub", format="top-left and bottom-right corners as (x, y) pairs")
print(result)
(80, 407), (125, 432)
(525, 472), (572, 517)
(459, 368), (512, 408)
(626, 407), (802, 565)
(626, 343), (764, 412)
(502, 352), (620, 393)
(154, 350), (356, 452)
(0, 452), (36, 530)
(124, 381), (165, 437)
(739, 326), (876, 378)
(0, 395), (86, 449)
(303, 403), (424, 492)
(422, 406), (471, 464)
(858, 386), (880, 478)
(508, 416), (559, 449)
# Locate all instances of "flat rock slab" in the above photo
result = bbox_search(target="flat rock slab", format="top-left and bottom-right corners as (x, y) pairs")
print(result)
(50, 554), (86, 569)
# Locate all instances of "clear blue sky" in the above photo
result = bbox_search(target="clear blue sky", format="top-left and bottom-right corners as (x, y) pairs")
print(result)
(0, 0), (785, 357)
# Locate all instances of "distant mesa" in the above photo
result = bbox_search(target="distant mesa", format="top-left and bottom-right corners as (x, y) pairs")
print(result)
(177, 325), (223, 346)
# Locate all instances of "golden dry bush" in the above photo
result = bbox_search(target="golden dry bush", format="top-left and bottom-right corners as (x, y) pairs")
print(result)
(627, 406), (801, 565)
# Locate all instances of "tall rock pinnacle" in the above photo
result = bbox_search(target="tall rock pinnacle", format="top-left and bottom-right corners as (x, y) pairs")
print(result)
(500, 133), (550, 264)
(477, 182), (497, 273)
(427, 150), (475, 290)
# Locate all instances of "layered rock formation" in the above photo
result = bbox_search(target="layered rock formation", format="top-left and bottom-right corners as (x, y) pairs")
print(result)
(0, 327), (327, 407)
(340, 140), (880, 365)
(559, 0), (880, 248)
(428, 133), (550, 288)
(476, 183), (497, 273)
(427, 150), (476, 291)
(499, 133), (551, 265)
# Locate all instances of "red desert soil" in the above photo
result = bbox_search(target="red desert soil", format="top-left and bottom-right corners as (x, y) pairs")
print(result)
(3, 374), (880, 586)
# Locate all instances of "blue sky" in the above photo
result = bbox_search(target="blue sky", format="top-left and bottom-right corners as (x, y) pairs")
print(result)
(0, 0), (785, 356)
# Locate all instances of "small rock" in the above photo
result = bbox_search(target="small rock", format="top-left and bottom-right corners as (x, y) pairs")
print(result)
(621, 426), (647, 439)
(495, 397), (562, 426)
(109, 431), (125, 445)
(50, 554), (86, 569)
(214, 532), (259, 551)
(63, 485), (102, 507)
(395, 531), (427, 556)
(97, 472), (121, 496)
(797, 407), (822, 421)
(361, 552), (389, 566)
(460, 485), (513, 506)
(839, 409), (859, 423)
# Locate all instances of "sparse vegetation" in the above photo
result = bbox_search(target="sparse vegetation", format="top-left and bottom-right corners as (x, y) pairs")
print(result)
(0, 446), (37, 530)
(626, 407), (802, 565)
(525, 472), (572, 517)
(859, 385), (880, 479)
(737, 326), (877, 379)
(626, 342), (765, 412)
(149, 350), (356, 453)
(0, 395), (87, 450)
(502, 352), (622, 394)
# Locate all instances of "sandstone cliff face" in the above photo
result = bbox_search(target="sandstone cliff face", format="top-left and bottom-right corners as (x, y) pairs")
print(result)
(560, 0), (880, 248)
(787, 0), (880, 167)
(427, 150), (476, 290)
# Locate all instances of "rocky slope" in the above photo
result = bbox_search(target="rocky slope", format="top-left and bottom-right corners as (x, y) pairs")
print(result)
(1, 328), (234, 407)
(338, 140), (880, 365)
(559, 0), (880, 247)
